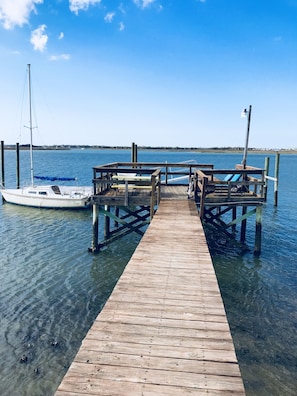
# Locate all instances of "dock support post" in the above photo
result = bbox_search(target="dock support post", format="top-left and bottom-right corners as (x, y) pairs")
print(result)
(115, 207), (119, 228)
(131, 142), (138, 163)
(232, 207), (237, 233)
(90, 204), (99, 252)
(274, 153), (280, 207)
(240, 206), (247, 242)
(264, 156), (270, 201)
(104, 205), (111, 238)
(1, 140), (4, 190)
(254, 205), (262, 255)
(16, 143), (20, 189)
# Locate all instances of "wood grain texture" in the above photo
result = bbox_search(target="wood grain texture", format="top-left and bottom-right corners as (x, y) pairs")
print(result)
(55, 200), (245, 395)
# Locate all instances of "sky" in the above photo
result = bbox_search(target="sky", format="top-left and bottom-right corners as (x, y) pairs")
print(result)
(0, 0), (296, 149)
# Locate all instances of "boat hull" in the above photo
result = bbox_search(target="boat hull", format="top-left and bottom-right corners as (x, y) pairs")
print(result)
(1, 186), (92, 209)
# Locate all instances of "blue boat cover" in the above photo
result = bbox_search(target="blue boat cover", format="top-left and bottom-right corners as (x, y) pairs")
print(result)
(34, 176), (77, 181)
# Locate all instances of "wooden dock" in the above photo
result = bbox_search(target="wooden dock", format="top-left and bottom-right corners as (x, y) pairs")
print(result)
(55, 199), (245, 395)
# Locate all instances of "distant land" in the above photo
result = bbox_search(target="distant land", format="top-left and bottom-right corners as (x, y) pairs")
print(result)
(2, 144), (297, 154)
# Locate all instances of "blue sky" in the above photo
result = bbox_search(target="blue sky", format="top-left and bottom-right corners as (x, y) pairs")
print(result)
(0, 0), (296, 148)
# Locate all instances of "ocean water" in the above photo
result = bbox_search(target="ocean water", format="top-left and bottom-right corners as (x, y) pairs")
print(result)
(0, 148), (296, 395)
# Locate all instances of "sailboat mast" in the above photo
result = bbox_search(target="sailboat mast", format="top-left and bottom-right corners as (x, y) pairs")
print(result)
(27, 64), (34, 186)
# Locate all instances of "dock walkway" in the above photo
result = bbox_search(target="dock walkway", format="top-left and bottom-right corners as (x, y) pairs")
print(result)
(55, 199), (245, 395)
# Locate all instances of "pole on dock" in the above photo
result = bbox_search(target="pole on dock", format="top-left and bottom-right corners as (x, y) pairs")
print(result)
(274, 153), (280, 207)
(242, 105), (252, 169)
(16, 143), (20, 189)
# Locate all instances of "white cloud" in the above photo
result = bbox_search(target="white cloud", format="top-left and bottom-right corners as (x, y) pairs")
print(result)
(58, 32), (64, 40)
(69, 0), (101, 15)
(104, 12), (115, 23)
(0, 0), (43, 29)
(133, 0), (156, 9)
(30, 24), (48, 52)
(50, 54), (71, 61)
(119, 21), (125, 31)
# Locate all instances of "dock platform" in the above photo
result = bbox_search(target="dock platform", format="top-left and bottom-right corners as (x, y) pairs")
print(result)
(55, 199), (245, 395)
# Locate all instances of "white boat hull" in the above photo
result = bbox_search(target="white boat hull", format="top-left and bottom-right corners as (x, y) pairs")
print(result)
(1, 185), (93, 209)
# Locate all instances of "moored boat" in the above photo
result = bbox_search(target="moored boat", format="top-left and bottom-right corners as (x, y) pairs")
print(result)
(1, 64), (93, 209)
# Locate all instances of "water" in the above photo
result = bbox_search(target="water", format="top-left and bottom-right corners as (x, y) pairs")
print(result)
(0, 149), (296, 395)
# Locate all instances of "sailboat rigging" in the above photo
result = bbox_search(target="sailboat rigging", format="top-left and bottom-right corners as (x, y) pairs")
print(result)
(0, 64), (92, 209)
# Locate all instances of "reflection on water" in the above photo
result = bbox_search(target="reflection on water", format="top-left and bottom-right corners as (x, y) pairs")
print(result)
(206, 203), (297, 395)
(0, 203), (140, 395)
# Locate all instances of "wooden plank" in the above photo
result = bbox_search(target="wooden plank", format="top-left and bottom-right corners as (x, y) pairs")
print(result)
(55, 200), (245, 395)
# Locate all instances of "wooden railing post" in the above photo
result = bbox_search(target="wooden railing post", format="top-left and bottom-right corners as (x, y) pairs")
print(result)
(199, 177), (208, 219)
(150, 175), (156, 220)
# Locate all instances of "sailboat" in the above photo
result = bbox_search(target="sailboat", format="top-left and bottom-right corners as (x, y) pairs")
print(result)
(0, 64), (93, 209)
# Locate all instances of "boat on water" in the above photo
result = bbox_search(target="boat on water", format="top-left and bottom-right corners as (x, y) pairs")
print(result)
(1, 184), (93, 209)
(0, 64), (93, 209)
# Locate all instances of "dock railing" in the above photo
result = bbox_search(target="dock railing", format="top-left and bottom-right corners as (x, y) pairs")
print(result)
(193, 165), (265, 219)
(93, 162), (214, 188)
(92, 162), (214, 214)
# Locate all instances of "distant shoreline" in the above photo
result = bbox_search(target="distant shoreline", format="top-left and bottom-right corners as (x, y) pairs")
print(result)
(2, 144), (297, 154)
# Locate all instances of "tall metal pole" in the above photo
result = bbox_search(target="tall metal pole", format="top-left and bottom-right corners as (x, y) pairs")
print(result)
(242, 105), (252, 169)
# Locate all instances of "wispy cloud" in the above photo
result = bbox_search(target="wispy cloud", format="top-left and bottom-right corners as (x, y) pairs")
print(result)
(133, 0), (156, 9)
(0, 0), (43, 29)
(119, 21), (125, 31)
(69, 0), (101, 15)
(58, 32), (64, 40)
(118, 3), (126, 15)
(104, 12), (115, 23)
(49, 54), (71, 61)
(30, 24), (48, 52)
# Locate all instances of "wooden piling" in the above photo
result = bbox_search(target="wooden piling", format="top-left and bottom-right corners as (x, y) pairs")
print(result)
(274, 153), (280, 207)
(90, 204), (99, 252)
(240, 206), (247, 243)
(264, 156), (269, 202)
(104, 205), (111, 238)
(131, 142), (138, 163)
(115, 207), (119, 227)
(254, 205), (262, 255)
(232, 207), (237, 233)
(1, 141), (4, 189)
(16, 143), (20, 189)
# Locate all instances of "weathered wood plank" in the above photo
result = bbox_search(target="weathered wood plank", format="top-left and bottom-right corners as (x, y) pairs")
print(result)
(55, 200), (245, 395)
